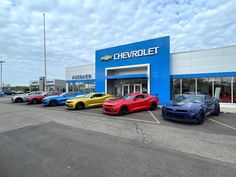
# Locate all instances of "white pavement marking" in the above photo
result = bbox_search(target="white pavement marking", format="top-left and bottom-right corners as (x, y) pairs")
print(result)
(208, 118), (236, 131)
(148, 111), (160, 124)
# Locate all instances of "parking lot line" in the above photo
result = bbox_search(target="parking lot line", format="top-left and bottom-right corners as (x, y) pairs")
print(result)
(63, 110), (158, 125)
(208, 118), (236, 131)
(148, 111), (160, 124)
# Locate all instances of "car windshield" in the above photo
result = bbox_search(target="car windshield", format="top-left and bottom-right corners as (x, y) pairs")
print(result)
(59, 92), (68, 97)
(83, 93), (94, 98)
(174, 95), (203, 103)
(121, 94), (134, 100)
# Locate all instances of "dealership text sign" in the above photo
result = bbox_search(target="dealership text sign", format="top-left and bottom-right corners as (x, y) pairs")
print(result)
(72, 74), (92, 80)
(100, 47), (159, 61)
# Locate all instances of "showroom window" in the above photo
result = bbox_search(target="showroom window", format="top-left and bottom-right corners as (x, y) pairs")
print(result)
(170, 79), (180, 99)
(197, 78), (213, 96)
(214, 77), (231, 103)
(182, 78), (195, 94)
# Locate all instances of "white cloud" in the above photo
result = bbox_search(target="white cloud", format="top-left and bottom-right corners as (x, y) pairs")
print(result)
(0, 0), (235, 85)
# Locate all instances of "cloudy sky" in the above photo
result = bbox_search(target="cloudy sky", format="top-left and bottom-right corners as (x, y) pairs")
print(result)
(0, 0), (236, 86)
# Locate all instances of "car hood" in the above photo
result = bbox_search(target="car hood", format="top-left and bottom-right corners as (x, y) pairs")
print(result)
(67, 97), (90, 102)
(27, 95), (43, 99)
(44, 95), (61, 100)
(165, 101), (202, 109)
(104, 99), (129, 105)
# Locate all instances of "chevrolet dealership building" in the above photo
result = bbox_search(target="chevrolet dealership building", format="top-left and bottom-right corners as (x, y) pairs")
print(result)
(65, 36), (236, 106)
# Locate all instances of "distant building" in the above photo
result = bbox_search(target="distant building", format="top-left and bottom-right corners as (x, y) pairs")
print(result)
(29, 77), (66, 92)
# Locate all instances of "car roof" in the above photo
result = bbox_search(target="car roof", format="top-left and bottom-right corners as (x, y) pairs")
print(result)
(182, 94), (206, 97)
(128, 92), (147, 96)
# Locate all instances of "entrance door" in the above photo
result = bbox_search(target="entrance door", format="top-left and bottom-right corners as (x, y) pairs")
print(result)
(122, 84), (129, 96)
(122, 84), (142, 95)
(134, 84), (142, 93)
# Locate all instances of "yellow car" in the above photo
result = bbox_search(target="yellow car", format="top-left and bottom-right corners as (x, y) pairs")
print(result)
(65, 92), (115, 110)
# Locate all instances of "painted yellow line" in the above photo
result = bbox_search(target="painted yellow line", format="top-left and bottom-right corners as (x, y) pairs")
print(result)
(148, 111), (160, 124)
(208, 118), (236, 131)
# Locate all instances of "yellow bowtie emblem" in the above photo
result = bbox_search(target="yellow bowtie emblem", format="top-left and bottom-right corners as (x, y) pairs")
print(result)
(100, 55), (113, 61)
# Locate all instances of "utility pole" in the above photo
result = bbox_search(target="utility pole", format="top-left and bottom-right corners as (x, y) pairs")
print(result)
(0, 60), (5, 91)
(43, 13), (47, 92)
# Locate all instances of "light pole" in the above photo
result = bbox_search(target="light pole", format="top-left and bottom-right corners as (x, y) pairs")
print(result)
(43, 13), (47, 92)
(0, 60), (5, 91)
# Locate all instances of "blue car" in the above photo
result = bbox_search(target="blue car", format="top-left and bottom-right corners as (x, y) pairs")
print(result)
(162, 94), (220, 124)
(0, 90), (4, 97)
(42, 92), (82, 106)
(3, 90), (17, 95)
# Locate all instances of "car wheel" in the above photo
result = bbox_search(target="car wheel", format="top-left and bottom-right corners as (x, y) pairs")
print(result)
(197, 110), (205, 124)
(49, 100), (58, 106)
(150, 102), (157, 111)
(161, 108), (167, 119)
(214, 104), (220, 116)
(76, 102), (85, 110)
(15, 98), (23, 103)
(31, 99), (38, 104)
(119, 106), (129, 115)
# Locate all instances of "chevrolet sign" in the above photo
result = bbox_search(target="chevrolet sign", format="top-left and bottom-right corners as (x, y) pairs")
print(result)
(100, 47), (159, 61)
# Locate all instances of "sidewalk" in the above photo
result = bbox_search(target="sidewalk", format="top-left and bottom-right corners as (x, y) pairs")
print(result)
(220, 104), (236, 113)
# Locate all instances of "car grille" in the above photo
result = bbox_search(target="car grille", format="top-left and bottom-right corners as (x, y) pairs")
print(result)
(166, 108), (188, 112)
(104, 104), (114, 107)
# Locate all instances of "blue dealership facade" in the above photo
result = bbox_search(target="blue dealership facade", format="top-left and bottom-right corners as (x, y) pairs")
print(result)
(65, 36), (236, 106)
(95, 36), (170, 105)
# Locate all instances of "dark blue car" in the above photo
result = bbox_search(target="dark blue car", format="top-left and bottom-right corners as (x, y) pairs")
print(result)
(42, 92), (82, 106)
(162, 94), (220, 124)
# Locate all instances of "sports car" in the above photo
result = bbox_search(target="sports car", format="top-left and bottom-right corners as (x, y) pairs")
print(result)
(162, 94), (220, 124)
(26, 91), (62, 104)
(65, 92), (115, 110)
(103, 93), (159, 115)
(42, 92), (82, 106)
(11, 91), (45, 103)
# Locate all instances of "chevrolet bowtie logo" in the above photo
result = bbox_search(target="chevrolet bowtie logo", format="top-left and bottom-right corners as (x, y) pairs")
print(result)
(100, 55), (113, 61)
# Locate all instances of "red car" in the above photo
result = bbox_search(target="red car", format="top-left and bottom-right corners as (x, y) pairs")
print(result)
(103, 93), (159, 115)
(26, 91), (62, 104)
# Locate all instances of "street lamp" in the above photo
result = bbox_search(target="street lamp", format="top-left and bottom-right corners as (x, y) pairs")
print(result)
(0, 57), (6, 91)
(43, 13), (47, 92)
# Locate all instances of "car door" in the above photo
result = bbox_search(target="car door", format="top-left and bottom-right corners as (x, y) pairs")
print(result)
(87, 93), (102, 107)
(59, 93), (73, 104)
(92, 93), (104, 106)
(132, 94), (147, 112)
(204, 95), (214, 114)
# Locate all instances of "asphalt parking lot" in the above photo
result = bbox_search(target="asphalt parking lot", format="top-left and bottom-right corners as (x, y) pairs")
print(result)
(0, 96), (236, 176)
(6, 97), (236, 136)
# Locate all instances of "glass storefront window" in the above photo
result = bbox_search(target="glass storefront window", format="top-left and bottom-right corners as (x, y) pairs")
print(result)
(170, 79), (180, 99)
(214, 77), (231, 103)
(182, 78), (195, 94)
(68, 82), (95, 93)
(197, 78), (212, 96)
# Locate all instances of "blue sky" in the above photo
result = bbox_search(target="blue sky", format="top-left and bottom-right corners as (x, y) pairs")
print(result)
(0, 0), (236, 86)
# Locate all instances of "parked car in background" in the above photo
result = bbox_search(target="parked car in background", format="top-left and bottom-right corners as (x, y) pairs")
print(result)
(26, 91), (62, 104)
(103, 93), (159, 115)
(11, 91), (44, 103)
(162, 94), (220, 124)
(65, 92), (115, 110)
(42, 92), (82, 106)
(3, 90), (17, 95)
(0, 90), (4, 97)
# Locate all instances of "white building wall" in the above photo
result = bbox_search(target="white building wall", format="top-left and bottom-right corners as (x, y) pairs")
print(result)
(65, 64), (95, 80)
(170, 45), (236, 75)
